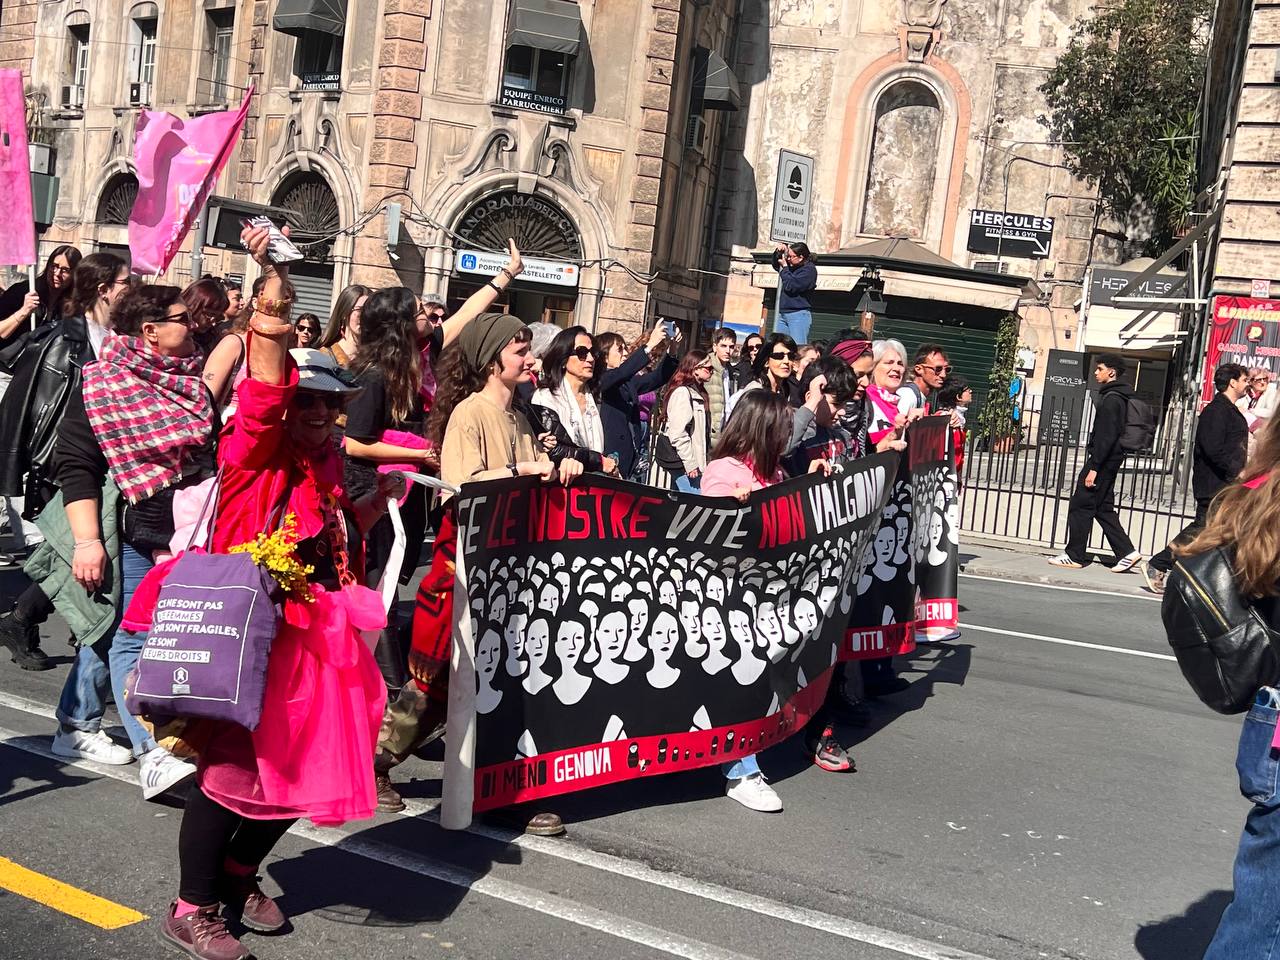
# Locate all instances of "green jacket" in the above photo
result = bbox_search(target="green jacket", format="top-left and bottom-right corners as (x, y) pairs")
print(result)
(707, 355), (729, 442)
(23, 480), (122, 648)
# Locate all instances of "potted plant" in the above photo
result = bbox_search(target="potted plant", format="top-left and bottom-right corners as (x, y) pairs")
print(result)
(977, 314), (1022, 452)
(25, 91), (55, 173)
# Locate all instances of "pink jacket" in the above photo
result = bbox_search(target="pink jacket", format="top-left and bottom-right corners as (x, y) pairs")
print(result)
(701, 456), (782, 496)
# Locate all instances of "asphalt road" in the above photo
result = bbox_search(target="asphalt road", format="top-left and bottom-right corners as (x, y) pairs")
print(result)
(0, 569), (1245, 960)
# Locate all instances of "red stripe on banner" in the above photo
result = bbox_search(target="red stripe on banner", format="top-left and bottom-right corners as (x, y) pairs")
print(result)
(472, 668), (833, 813)
(914, 597), (958, 631)
(840, 622), (917, 660)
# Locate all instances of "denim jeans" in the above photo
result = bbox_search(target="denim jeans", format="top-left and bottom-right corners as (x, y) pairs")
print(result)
(55, 543), (157, 757)
(1204, 687), (1280, 960)
(775, 309), (813, 344)
(675, 473), (702, 494)
(722, 754), (761, 781)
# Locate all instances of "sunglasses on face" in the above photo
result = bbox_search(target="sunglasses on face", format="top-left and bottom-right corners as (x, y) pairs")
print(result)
(297, 325), (319, 335)
(156, 311), (193, 327)
(746, 344), (760, 353)
(294, 392), (346, 411)
(921, 364), (953, 375)
(770, 350), (798, 361)
(570, 346), (594, 361)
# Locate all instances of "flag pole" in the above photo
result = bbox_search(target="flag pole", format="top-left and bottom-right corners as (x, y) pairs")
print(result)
(441, 511), (477, 831)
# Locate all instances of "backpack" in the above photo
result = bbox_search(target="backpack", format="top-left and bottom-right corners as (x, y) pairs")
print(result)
(1162, 545), (1280, 713)
(1119, 395), (1157, 451)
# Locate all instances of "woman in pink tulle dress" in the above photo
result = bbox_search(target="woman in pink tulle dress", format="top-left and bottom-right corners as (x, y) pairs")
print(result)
(147, 228), (403, 960)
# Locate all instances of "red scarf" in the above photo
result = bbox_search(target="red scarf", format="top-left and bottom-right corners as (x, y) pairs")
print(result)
(82, 335), (215, 504)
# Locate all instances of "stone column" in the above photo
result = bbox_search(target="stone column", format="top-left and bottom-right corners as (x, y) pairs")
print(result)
(594, 0), (681, 336)
(354, 0), (432, 290)
(0, 1), (38, 75)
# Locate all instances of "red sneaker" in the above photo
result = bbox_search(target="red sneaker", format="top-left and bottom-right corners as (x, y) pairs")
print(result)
(159, 902), (249, 960)
(219, 873), (286, 933)
(807, 729), (854, 772)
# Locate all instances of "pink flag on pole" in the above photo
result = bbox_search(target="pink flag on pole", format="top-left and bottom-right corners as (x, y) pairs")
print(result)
(128, 86), (254, 275)
(0, 68), (36, 267)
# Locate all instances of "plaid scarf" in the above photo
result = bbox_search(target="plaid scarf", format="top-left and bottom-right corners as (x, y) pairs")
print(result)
(82, 336), (215, 504)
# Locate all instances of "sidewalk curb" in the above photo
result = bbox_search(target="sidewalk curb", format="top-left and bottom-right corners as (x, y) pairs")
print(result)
(958, 560), (1155, 598)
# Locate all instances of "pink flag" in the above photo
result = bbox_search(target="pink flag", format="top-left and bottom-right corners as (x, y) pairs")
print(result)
(128, 86), (254, 275)
(0, 69), (36, 267)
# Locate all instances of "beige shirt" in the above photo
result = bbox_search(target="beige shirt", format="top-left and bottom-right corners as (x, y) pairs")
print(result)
(440, 392), (548, 493)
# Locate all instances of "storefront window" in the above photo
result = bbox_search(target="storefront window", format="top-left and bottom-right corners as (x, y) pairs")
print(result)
(501, 46), (569, 114)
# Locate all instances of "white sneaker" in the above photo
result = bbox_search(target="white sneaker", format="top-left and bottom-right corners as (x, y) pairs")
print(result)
(1112, 551), (1142, 573)
(139, 747), (196, 800)
(51, 728), (133, 765)
(726, 772), (783, 812)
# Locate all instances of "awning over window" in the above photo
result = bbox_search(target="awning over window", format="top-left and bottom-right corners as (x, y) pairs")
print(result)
(695, 48), (741, 111)
(273, 0), (348, 38)
(508, 0), (582, 57)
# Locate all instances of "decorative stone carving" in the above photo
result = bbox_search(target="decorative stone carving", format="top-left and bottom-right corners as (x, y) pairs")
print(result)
(901, 0), (946, 28)
(905, 29), (933, 62)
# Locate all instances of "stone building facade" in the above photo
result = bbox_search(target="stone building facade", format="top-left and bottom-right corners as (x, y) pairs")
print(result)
(2, 0), (742, 336)
(704, 0), (1139, 399)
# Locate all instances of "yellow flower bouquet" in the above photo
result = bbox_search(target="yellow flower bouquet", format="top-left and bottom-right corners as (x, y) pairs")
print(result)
(230, 513), (315, 602)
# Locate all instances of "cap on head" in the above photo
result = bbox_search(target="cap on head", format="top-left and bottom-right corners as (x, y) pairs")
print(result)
(290, 347), (362, 394)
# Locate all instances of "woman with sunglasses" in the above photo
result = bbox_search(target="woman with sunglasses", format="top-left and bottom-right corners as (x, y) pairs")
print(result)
(0, 244), (82, 346)
(120, 226), (401, 957)
(731, 332), (763, 393)
(532, 326), (619, 475)
(651, 350), (714, 492)
(44, 283), (219, 799)
(0, 253), (129, 671)
(294, 312), (321, 349)
(180, 277), (231, 359)
(724, 332), (801, 421)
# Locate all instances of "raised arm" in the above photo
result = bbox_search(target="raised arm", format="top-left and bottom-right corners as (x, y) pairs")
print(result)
(242, 226), (294, 386)
(601, 325), (665, 392)
(437, 240), (525, 349)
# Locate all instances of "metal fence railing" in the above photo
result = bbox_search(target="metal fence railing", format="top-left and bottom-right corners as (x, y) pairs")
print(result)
(958, 393), (1198, 557)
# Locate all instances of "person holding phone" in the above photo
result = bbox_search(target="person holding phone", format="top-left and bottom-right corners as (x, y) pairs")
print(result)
(771, 243), (817, 344)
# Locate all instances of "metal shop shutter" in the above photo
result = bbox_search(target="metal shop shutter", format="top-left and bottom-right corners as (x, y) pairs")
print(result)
(287, 266), (335, 322)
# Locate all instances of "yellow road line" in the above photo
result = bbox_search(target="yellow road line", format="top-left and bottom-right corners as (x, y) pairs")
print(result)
(0, 856), (147, 929)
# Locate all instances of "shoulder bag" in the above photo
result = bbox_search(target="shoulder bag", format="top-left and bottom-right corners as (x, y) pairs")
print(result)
(126, 471), (282, 730)
(1163, 544), (1280, 714)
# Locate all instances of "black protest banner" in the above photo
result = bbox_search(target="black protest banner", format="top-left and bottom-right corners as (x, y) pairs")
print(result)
(908, 416), (960, 642)
(448, 456), (894, 814)
(843, 416), (958, 658)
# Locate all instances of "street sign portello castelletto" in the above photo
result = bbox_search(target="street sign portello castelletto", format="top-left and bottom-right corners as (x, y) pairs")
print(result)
(966, 209), (1054, 259)
(770, 149), (814, 245)
(456, 249), (578, 287)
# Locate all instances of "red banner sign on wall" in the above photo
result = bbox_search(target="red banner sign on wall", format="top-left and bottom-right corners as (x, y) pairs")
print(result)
(1201, 296), (1280, 404)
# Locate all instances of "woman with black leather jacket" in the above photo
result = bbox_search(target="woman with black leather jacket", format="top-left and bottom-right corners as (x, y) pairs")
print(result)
(0, 244), (82, 349)
(0, 253), (128, 671)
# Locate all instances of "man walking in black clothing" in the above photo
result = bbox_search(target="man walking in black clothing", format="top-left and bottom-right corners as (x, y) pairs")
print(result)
(1142, 363), (1250, 594)
(1049, 354), (1144, 570)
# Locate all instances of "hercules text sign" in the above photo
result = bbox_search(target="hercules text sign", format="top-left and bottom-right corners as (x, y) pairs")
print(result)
(966, 209), (1054, 259)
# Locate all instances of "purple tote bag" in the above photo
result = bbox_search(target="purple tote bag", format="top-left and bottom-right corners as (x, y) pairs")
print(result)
(127, 551), (280, 730)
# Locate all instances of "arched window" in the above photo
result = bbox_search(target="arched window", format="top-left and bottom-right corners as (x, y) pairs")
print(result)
(272, 172), (340, 262)
(860, 81), (942, 239)
(97, 173), (138, 225)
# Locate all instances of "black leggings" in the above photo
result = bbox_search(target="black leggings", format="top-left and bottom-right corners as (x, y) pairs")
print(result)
(178, 787), (296, 906)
